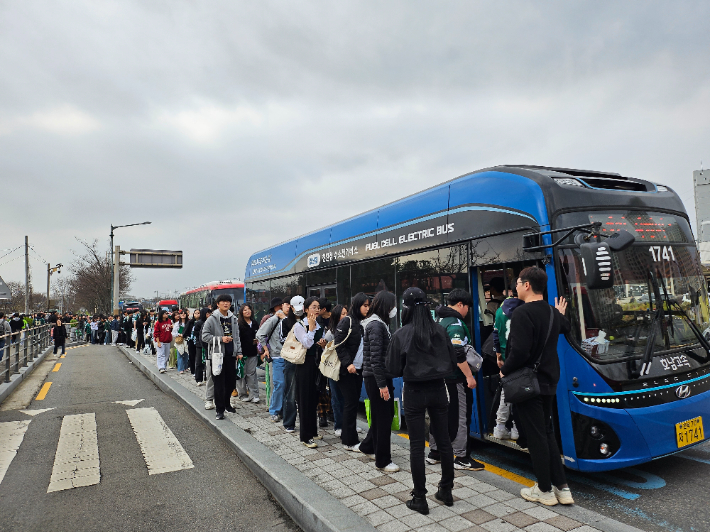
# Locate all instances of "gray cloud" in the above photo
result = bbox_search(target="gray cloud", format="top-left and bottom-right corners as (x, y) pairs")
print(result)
(1, 1), (709, 298)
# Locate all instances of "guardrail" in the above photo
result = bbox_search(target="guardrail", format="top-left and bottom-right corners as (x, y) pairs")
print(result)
(0, 324), (52, 383)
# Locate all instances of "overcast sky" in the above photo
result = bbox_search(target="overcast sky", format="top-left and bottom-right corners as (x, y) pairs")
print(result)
(1, 1), (709, 299)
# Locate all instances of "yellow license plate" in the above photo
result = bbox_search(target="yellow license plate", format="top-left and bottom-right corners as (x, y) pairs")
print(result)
(676, 416), (704, 448)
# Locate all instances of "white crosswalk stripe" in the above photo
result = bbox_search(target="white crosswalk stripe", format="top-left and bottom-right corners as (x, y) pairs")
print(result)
(0, 420), (31, 484)
(126, 407), (194, 475)
(47, 413), (101, 493)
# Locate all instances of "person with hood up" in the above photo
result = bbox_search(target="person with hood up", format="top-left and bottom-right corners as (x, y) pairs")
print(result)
(358, 290), (399, 472)
(427, 288), (484, 472)
(492, 294), (525, 440)
(193, 308), (209, 385)
(10, 313), (22, 344)
(385, 287), (459, 515)
(334, 292), (370, 451)
(201, 294), (242, 420)
(52, 318), (68, 357)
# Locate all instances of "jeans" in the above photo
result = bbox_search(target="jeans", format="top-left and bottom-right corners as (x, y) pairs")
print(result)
(0, 338), (5, 361)
(156, 342), (170, 370)
(329, 378), (343, 430)
(177, 349), (188, 372)
(53, 341), (66, 356)
(337, 371), (363, 446)
(236, 356), (259, 398)
(403, 380), (454, 497)
(360, 376), (394, 468)
(515, 394), (567, 492)
(111, 331), (119, 345)
(270, 357), (286, 416)
(213, 356), (237, 414)
(282, 360), (297, 430)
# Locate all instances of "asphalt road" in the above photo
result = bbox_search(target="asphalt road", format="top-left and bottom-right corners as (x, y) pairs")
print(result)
(0, 344), (299, 532)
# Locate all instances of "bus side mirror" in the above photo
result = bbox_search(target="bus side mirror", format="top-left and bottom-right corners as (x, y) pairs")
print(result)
(580, 241), (614, 289)
(522, 232), (541, 251)
(606, 230), (635, 252)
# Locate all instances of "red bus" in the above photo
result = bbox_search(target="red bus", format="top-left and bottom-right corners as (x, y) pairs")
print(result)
(157, 299), (178, 312)
(179, 281), (244, 313)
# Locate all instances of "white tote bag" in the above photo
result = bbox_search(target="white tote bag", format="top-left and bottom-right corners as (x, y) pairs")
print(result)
(211, 337), (224, 376)
(319, 317), (351, 381)
(281, 323), (307, 364)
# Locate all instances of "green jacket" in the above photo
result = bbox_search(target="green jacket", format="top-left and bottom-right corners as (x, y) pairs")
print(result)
(436, 306), (471, 381)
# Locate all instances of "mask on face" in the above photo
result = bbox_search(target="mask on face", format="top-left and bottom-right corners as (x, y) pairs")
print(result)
(388, 307), (397, 319)
(294, 308), (304, 317)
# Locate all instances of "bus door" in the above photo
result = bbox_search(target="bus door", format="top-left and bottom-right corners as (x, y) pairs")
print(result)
(469, 261), (541, 439)
(307, 285), (338, 305)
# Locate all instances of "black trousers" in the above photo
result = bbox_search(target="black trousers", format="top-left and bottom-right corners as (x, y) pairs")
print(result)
(125, 329), (134, 348)
(403, 380), (454, 497)
(295, 356), (319, 442)
(195, 347), (205, 383)
(337, 371), (363, 446)
(515, 394), (567, 492)
(360, 376), (394, 468)
(53, 341), (65, 355)
(188, 342), (196, 374)
(136, 332), (145, 352)
(213, 356), (237, 414)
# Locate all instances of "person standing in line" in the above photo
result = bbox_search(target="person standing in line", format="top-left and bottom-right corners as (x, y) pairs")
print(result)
(291, 296), (323, 448)
(173, 310), (188, 374)
(123, 311), (134, 348)
(316, 298), (334, 428)
(359, 290), (399, 472)
(193, 308), (209, 386)
(10, 313), (23, 344)
(185, 309), (199, 374)
(110, 315), (120, 345)
(500, 267), (574, 506)
(257, 298), (290, 422)
(237, 303), (260, 403)
(323, 304), (347, 437)
(427, 289), (484, 471)
(385, 287), (458, 515)
(52, 317), (67, 357)
(135, 312), (147, 353)
(90, 317), (99, 344)
(202, 295), (242, 420)
(492, 295), (524, 440)
(154, 310), (173, 374)
(0, 313), (11, 360)
(334, 292), (369, 452)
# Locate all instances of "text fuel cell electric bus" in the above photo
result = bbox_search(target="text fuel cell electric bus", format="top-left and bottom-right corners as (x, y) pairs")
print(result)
(179, 281), (245, 313)
(244, 165), (710, 472)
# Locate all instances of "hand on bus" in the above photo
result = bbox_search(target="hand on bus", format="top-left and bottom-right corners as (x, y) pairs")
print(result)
(380, 387), (390, 401)
(466, 375), (477, 389)
(555, 297), (567, 315)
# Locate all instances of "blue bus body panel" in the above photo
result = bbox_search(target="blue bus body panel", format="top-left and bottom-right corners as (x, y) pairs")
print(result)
(376, 184), (451, 230)
(295, 228), (332, 271)
(327, 210), (379, 247)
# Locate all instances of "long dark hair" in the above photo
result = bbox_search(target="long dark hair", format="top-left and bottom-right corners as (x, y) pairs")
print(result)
(238, 304), (254, 327)
(329, 305), (344, 334)
(401, 300), (437, 351)
(158, 310), (169, 322)
(368, 291), (396, 326)
(349, 292), (370, 321)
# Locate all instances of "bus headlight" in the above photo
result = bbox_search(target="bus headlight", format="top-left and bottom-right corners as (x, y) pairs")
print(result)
(600, 443), (611, 456)
(572, 412), (620, 459)
(590, 425), (602, 439)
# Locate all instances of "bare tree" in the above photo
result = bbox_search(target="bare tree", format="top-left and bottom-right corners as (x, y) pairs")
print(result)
(2, 281), (47, 314)
(67, 239), (133, 314)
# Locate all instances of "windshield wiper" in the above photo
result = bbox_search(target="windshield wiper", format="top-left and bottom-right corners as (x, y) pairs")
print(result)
(639, 271), (666, 377)
(666, 297), (710, 358)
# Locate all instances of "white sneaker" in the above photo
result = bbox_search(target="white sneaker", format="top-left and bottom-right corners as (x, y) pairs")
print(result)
(354, 443), (375, 459)
(379, 462), (400, 473)
(334, 429), (342, 437)
(493, 424), (511, 440)
(510, 424), (519, 441)
(343, 444), (359, 452)
(197, 381), (205, 386)
(553, 486), (575, 505)
(159, 369), (166, 374)
(313, 434), (323, 440)
(303, 439), (318, 449)
(356, 427), (364, 433)
(251, 397), (260, 404)
(204, 400), (215, 410)
(240, 396), (251, 402)
(520, 483), (558, 506)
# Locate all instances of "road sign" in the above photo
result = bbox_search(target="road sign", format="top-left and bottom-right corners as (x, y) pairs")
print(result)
(128, 249), (182, 268)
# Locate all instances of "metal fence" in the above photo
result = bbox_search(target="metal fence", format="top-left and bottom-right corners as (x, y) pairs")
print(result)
(0, 324), (52, 384)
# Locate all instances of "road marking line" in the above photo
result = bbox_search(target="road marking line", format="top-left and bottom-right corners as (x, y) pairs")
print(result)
(36, 382), (52, 400)
(126, 407), (193, 475)
(0, 420), (32, 484)
(52, 363), (61, 372)
(60, 355), (66, 358)
(114, 400), (144, 407)
(47, 413), (100, 493)
(19, 408), (55, 417)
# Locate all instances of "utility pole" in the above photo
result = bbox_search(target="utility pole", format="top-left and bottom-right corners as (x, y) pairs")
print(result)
(47, 263), (50, 311)
(113, 245), (120, 316)
(24, 236), (29, 314)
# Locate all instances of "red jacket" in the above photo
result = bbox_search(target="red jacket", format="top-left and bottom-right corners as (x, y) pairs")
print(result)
(155, 319), (173, 343)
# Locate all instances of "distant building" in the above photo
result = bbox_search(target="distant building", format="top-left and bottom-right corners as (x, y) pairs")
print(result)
(694, 169), (710, 266)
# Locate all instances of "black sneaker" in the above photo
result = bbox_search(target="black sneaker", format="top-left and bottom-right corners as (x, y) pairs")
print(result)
(216, 412), (225, 420)
(225, 406), (236, 413)
(319, 416), (328, 428)
(425, 450), (441, 465)
(435, 486), (453, 506)
(453, 457), (485, 471)
(406, 494), (429, 515)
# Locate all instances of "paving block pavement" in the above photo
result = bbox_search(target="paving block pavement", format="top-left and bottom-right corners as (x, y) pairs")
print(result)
(121, 347), (643, 532)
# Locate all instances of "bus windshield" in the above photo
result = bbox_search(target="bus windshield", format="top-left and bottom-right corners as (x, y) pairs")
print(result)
(212, 287), (245, 308)
(558, 243), (710, 365)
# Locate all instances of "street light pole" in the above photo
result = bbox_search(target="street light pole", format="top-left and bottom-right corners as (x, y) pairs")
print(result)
(46, 263), (62, 311)
(109, 221), (151, 315)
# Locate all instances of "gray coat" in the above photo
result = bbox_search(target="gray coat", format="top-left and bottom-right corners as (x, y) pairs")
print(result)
(1, 319), (11, 339)
(201, 310), (242, 359)
(256, 314), (284, 358)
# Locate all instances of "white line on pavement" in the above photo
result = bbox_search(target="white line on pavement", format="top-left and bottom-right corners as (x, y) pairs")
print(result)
(113, 400), (144, 407)
(0, 420), (32, 485)
(126, 407), (193, 475)
(47, 413), (100, 493)
(19, 408), (55, 417)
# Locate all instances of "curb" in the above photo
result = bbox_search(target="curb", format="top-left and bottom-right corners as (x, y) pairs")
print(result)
(0, 343), (55, 405)
(118, 346), (377, 532)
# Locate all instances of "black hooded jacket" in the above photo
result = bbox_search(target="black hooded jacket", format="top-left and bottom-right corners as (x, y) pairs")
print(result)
(193, 308), (209, 349)
(333, 314), (364, 376)
(385, 321), (457, 383)
(361, 315), (391, 389)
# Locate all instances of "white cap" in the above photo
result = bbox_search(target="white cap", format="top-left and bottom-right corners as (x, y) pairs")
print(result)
(290, 296), (305, 313)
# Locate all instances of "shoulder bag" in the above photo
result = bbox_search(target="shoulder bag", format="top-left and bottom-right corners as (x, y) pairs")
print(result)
(319, 317), (351, 381)
(211, 337), (224, 376)
(500, 306), (554, 404)
(281, 321), (307, 364)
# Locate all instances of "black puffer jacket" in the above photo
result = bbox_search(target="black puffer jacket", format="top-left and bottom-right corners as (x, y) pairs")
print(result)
(361, 316), (391, 389)
(52, 323), (67, 344)
(385, 321), (457, 383)
(333, 315), (363, 376)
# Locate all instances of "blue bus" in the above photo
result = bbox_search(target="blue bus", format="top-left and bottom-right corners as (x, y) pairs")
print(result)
(244, 165), (710, 472)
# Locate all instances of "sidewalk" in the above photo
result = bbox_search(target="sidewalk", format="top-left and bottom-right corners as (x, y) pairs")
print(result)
(120, 346), (642, 532)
